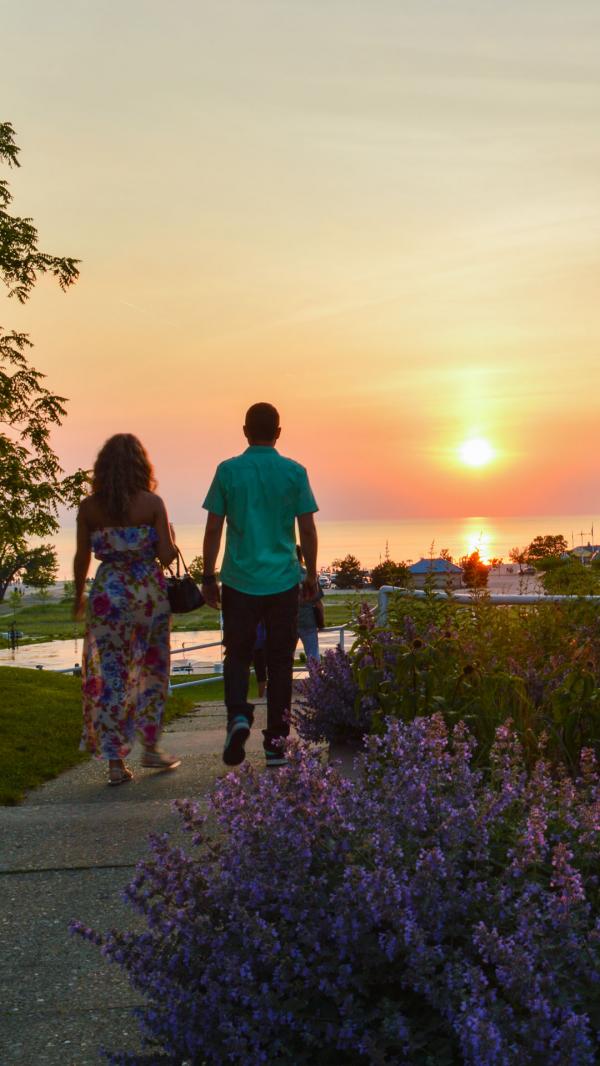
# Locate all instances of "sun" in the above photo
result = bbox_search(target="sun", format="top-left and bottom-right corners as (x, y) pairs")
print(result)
(458, 437), (494, 468)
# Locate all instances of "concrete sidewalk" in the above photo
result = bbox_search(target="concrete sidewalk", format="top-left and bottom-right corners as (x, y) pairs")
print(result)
(0, 700), (268, 1066)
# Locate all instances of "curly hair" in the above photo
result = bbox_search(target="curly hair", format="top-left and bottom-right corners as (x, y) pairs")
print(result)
(92, 434), (157, 523)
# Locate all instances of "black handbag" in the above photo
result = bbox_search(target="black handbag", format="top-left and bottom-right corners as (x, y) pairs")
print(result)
(165, 548), (205, 614)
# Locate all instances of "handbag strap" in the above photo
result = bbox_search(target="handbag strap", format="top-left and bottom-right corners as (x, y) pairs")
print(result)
(168, 547), (190, 578)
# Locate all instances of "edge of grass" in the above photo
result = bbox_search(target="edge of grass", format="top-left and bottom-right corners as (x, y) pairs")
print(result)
(0, 667), (229, 805)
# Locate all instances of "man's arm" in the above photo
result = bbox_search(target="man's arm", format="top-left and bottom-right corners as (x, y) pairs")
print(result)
(298, 512), (318, 601)
(202, 512), (225, 608)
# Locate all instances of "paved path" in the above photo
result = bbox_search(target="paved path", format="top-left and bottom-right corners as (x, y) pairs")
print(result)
(0, 700), (269, 1065)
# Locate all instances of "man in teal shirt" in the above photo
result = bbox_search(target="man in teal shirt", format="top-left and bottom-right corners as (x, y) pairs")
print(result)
(202, 402), (319, 768)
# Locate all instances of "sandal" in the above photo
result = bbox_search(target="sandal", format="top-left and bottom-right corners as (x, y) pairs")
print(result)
(108, 765), (134, 786)
(141, 750), (181, 771)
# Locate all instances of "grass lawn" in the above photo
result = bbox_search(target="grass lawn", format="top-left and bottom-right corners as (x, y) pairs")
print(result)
(0, 599), (85, 645)
(0, 666), (229, 805)
(0, 592), (378, 646)
(323, 592), (377, 627)
(0, 598), (224, 644)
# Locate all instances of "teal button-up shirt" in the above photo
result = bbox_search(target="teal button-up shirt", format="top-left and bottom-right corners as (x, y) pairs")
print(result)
(203, 446), (318, 595)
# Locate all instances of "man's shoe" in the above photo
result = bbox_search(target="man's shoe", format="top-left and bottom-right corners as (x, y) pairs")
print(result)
(265, 749), (288, 769)
(223, 715), (251, 766)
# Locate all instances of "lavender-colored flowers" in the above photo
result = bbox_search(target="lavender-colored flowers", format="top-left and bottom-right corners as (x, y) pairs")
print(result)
(72, 717), (600, 1065)
(294, 646), (374, 743)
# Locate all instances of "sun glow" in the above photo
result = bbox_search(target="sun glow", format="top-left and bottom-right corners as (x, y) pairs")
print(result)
(464, 528), (493, 564)
(459, 438), (495, 468)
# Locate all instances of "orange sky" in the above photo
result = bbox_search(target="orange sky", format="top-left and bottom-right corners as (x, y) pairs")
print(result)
(4, 1), (600, 522)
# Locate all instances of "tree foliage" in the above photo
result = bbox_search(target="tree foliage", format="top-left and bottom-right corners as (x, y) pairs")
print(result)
(187, 556), (204, 584)
(458, 550), (490, 589)
(0, 122), (86, 601)
(331, 554), (363, 589)
(18, 544), (58, 593)
(0, 122), (79, 302)
(370, 558), (411, 590)
(509, 546), (527, 573)
(540, 560), (600, 596)
(526, 534), (568, 561)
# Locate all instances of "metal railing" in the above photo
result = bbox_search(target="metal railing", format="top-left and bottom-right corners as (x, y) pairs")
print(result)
(171, 640), (223, 656)
(168, 625), (348, 694)
(12, 624), (349, 682)
(377, 585), (600, 625)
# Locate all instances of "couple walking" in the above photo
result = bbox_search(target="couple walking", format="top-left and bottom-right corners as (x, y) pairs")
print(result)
(74, 402), (319, 785)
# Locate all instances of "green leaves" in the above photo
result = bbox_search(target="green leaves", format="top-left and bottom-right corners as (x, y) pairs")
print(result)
(0, 123), (79, 302)
(370, 558), (411, 589)
(331, 554), (364, 588)
(349, 595), (600, 772)
(0, 123), (88, 600)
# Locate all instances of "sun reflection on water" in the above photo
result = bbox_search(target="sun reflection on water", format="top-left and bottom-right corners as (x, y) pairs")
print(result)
(460, 522), (498, 564)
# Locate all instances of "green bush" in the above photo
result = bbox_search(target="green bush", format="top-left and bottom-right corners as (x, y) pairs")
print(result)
(540, 560), (600, 595)
(344, 594), (600, 771)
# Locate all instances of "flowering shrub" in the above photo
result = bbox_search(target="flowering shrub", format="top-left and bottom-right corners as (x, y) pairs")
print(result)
(295, 595), (600, 768)
(294, 645), (374, 743)
(72, 717), (600, 1064)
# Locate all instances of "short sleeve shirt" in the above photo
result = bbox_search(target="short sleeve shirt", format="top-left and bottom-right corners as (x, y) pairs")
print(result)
(203, 446), (318, 595)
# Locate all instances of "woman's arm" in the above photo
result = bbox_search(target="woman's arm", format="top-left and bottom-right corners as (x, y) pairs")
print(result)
(73, 505), (92, 620)
(153, 496), (178, 567)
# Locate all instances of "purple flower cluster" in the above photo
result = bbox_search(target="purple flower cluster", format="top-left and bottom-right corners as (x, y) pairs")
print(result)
(72, 717), (600, 1064)
(294, 645), (375, 743)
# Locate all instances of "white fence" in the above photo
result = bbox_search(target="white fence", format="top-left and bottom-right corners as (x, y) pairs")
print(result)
(168, 625), (348, 693)
(36, 624), (349, 688)
(376, 585), (600, 625)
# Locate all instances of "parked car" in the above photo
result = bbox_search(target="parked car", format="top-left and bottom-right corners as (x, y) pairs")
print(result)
(318, 574), (332, 589)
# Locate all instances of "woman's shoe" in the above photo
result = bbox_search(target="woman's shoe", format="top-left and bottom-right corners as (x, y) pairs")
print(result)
(141, 750), (181, 771)
(108, 765), (134, 786)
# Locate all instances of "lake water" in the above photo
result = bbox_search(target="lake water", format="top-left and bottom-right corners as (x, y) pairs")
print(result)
(5, 512), (594, 671)
(0, 626), (350, 673)
(45, 514), (599, 579)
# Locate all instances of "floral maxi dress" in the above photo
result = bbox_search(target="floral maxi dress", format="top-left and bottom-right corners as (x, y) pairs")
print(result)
(80, 526), (170, 759)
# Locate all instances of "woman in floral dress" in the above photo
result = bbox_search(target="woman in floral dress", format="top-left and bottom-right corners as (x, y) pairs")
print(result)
(74, 434), (180, 785)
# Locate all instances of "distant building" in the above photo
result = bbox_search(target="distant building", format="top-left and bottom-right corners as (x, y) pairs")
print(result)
(567, 544), (600, 566)
(408, 557), (463, 590)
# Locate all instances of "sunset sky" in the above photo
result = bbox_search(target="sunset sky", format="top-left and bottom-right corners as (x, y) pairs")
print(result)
(4, 1), (600, 522)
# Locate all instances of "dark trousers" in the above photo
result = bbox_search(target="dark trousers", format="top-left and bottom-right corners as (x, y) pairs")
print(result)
(252, 647), (267, 684)
(222, 583), (298, 751)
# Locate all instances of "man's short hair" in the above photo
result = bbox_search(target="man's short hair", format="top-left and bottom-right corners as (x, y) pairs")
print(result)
(245, 402), (280, 441)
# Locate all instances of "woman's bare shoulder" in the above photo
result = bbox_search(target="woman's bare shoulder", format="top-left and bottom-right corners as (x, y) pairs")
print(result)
(78, 495), (96, 521)
(129, 490), (165, 524)
(78, 494), (108, 528)
(139, 490), (165, 510)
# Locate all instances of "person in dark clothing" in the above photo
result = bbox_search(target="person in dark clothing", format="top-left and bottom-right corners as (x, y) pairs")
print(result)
(201, 402), (319, 768)
(252, 620), (267, 699)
